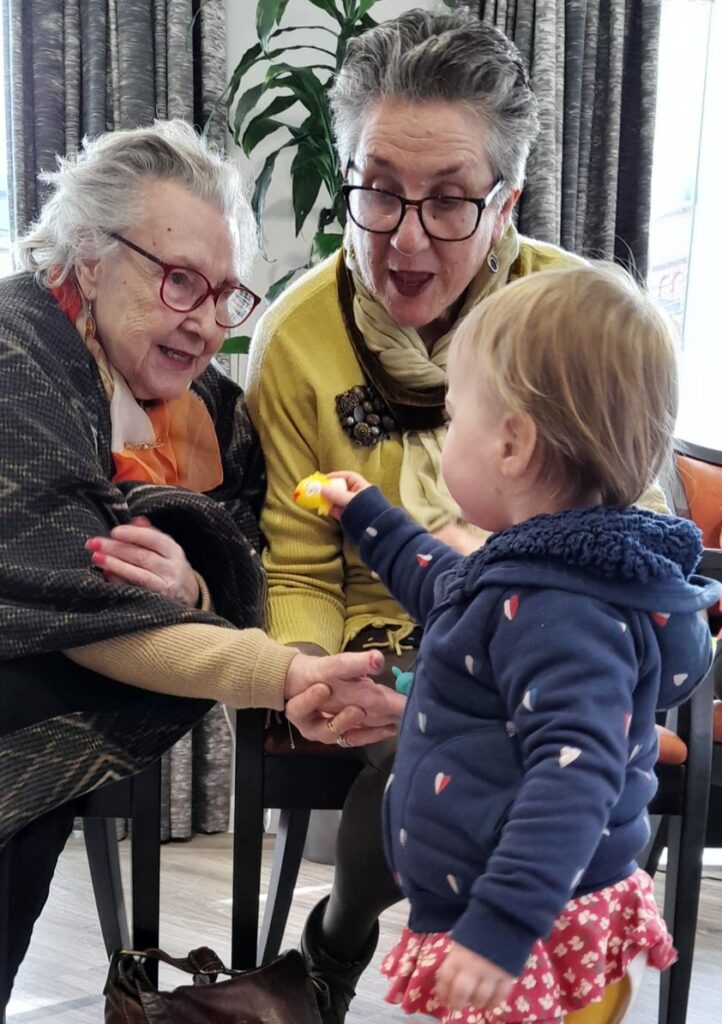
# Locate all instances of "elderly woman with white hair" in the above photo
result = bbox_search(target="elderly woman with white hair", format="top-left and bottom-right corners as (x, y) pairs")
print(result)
(246, 9), (669, 1022)
(0, 119), (403, 1007)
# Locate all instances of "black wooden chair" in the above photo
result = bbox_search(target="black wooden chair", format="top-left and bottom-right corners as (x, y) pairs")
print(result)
(643, 669), (715, 1024)
(78, 759), (162, 985)
(230, 709), (364, 968)
(641, 441), (722, 1023)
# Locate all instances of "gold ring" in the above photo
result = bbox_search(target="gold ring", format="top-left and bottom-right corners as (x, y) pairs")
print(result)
(336, 735), (350, 749)
(326, 716), (340, 736)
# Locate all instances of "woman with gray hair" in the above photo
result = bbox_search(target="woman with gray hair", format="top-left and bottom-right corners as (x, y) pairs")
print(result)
(0, 119), (402, 1008)
(246, 9), (668, 1022)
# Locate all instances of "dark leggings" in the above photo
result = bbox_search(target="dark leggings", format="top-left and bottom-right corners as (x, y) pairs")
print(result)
(0, 803), (75, 1011)
(319, 626), (418, 961)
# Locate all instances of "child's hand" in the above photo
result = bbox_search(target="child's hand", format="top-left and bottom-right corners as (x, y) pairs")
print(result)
(435, 941), (515, 1012)
(321, 471), (372, 519)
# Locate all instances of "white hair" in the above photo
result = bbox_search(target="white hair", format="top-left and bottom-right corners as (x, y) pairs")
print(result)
(17, 119), (258, 283)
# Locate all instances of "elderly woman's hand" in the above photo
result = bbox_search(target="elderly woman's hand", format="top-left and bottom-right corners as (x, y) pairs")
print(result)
(86, 516), (200, 607)
(284, 648), (405, 746)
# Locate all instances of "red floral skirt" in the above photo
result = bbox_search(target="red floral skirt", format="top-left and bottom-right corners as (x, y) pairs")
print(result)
(382, 869), (675, 1022)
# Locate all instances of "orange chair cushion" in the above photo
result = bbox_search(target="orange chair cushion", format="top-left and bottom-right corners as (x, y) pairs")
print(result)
(655, 724), (688, 766)
(676, 454), (722, 548)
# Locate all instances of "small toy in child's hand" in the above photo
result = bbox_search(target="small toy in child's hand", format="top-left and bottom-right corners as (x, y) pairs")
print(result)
(392, 665), (414, 696)
(293, 472), (347, 516)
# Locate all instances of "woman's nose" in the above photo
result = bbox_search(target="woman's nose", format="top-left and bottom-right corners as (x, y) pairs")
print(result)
(391, 204), (430, 255)
(187, 293), (221, 340)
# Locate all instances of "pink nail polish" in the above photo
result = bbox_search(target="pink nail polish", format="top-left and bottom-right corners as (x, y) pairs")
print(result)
(92, 552), (106, 565)
(86, 538), (101, 551)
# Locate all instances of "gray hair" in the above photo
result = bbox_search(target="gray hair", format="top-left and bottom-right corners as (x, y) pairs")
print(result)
(17, 119), (258, 284)
(330, 7), (539, 197)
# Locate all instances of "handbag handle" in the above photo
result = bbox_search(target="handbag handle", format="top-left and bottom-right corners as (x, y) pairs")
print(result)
(120, 945), (236, 981)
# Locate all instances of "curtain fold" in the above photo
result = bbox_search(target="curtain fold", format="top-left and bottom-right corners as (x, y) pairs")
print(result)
(2, 0), (232, 839)
(477, 0), (661, 278)
(4, 0), (227, 234)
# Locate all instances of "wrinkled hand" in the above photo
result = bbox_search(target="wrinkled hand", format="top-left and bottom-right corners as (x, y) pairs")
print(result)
(432, 522), (487, 556)
(321, 470), (373, 520)
(435, 942), (515, 1012)
(85, 516), (200, 607)
(284, 649), (405, 746)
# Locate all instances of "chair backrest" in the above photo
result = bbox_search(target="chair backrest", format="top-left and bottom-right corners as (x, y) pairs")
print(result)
(672, 440), (722, 548)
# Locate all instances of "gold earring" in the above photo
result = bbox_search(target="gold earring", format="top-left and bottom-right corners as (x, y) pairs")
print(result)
(85, 300), (96, 342)
(487, 249), (500, 273)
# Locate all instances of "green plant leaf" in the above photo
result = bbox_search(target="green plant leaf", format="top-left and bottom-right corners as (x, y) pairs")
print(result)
(291, 140), (324, 235)
(233, 81), (270, 141)
(356, 0), (379, 17)
(242, 93), (298, 154)
(224, 42), (263, 106)
(305, 0), (343, 22)
(310, 231), (344, 264)
(267, 66), (332, 134)
(252, 140), (297, 234)
(220, 335), (251, 355)
(257, 0), (286, 50)
(266, 265), (308, 304)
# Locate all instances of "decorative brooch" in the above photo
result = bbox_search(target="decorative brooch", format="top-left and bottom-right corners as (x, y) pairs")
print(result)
(335, 384), (398, 448)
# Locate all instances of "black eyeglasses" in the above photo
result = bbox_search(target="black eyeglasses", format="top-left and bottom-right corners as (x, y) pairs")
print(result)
(110, 233), (260, 329)
(341, 179), (505, 242)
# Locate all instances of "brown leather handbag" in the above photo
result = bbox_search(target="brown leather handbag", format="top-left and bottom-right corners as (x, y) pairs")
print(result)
(104, 945), (324, 1023)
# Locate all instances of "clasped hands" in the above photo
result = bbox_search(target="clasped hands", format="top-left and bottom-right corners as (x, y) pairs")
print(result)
(86, 516), (405, 747)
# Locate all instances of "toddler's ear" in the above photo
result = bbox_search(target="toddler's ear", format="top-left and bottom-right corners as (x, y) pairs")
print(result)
(499, 411), (537, 479)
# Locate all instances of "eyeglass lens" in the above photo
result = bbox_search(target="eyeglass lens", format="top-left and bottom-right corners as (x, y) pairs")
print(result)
(162, 268), (255, 327)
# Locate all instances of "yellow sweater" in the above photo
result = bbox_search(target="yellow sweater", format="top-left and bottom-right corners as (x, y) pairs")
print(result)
(246, 240), (597, 654)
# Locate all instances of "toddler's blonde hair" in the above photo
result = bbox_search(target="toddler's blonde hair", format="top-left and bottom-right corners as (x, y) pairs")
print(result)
(453, 264), (678, 507)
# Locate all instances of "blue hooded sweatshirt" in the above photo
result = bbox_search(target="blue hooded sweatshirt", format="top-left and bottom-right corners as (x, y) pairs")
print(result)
(341, 489), (721, 977)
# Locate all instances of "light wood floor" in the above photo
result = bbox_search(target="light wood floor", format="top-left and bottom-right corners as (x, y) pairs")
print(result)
(7, 833), (722, 1022)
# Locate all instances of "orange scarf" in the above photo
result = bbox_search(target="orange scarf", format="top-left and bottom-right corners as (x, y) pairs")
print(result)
(53, 278), (223, 492)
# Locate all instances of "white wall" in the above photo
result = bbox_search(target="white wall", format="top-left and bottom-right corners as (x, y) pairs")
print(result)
(223, 1), (435, 379)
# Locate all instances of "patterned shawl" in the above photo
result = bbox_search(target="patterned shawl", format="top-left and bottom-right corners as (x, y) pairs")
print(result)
(0, 273), (266, 845)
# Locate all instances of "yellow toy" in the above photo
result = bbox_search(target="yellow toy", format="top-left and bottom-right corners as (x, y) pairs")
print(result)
(293, 472), (335, 516)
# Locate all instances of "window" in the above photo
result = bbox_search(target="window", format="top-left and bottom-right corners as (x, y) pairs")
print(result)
(648, 0), (720, 449)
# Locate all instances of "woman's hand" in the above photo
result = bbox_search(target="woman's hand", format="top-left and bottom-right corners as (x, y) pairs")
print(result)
(86, 516), (200, 607)
(321, 470), (373, 519)
(284, 648), (405, 746)
(435, 942), (515, 1012)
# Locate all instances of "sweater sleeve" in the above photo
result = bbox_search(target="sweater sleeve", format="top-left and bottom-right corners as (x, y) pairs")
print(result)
(450, 589), (636, 975)
(64, 624), (295, 710)
(341, 488), (463, 627)
(245, 311), (345, 654)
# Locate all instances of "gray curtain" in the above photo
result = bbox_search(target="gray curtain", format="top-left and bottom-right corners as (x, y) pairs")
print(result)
(3, 0), (227, 237)
(476, 0), (661, 278)
(3, 0), (233, 839)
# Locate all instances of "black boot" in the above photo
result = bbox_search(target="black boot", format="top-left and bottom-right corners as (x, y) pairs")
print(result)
(301, 897), (379, 1024)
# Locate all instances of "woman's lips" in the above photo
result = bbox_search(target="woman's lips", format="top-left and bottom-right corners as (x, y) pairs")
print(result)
(158, 344), (194, 369)
(389, 269), (433, 297)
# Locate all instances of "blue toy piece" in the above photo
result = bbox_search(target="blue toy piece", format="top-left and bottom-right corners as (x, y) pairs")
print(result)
(392, 665), (414, 696)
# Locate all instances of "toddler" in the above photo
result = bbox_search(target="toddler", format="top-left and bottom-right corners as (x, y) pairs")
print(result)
(323, 265), (721, 1022)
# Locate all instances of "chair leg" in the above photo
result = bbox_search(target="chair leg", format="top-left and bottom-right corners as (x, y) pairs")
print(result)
(131, 760), (162, 986)
(84, 818), (131, 957)
(232, 710), (266, 969)
(259, 808), (311, 964)
(658, 813), (705, 1024)
(640, 815), (668, 879)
